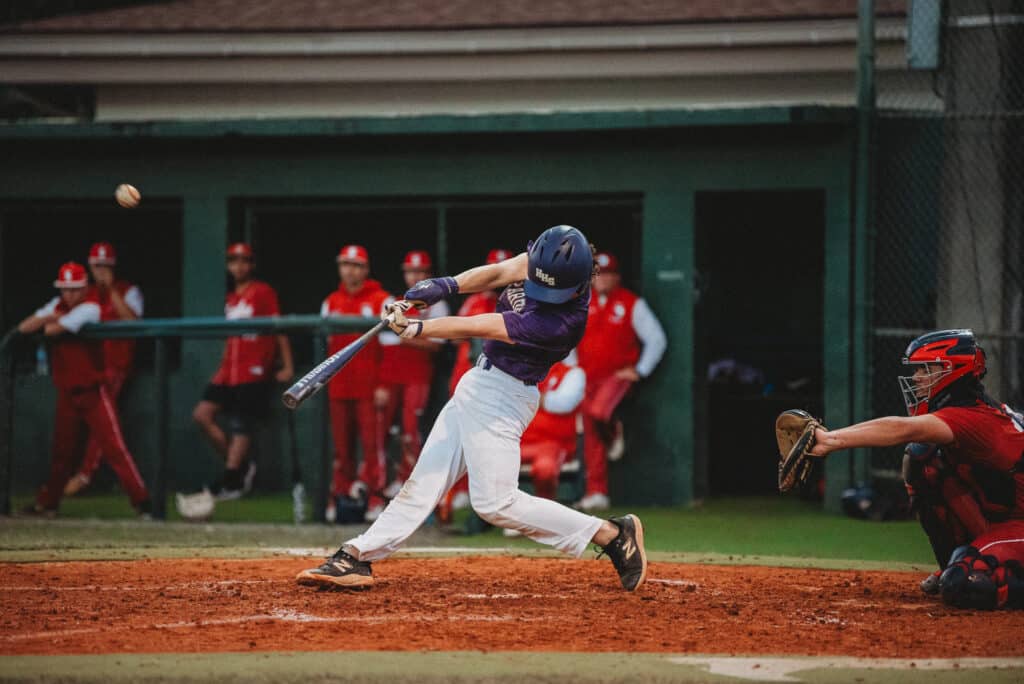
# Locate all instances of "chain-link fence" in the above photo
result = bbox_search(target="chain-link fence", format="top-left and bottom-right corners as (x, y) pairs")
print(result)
(871, 0), (1024, 475)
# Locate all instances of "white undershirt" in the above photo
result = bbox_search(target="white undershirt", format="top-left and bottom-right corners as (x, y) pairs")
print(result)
(631, 298), (667, 378)
(36, 297), (101, 333)
(542, 366), (586, 415)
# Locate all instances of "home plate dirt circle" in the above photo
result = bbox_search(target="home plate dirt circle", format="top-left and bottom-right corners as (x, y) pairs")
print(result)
(2, 556), (1022, 657)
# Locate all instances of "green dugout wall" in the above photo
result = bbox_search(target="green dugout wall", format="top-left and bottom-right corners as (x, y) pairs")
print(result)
(0, 106), (866, 508)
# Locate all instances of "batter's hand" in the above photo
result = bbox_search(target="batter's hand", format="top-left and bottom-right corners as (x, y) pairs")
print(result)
(404, 277), (458, 307)
(383, 300), (422, 339)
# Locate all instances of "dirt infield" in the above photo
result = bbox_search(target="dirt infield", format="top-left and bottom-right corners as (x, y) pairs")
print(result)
(2, 556), (1022, 657)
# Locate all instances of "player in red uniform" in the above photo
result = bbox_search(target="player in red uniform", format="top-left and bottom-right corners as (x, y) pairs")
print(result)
(63, 242), (145, 496)
(377, 251), (449, 517)
(18, 262), (151, 517)
(321, 245), (392, 522)
(440, 248), (511, 520)
(448, 249), (512, 394)
(521, 354), (586, 500)
(192, 243), (293, 501)
(576, 252), (666, 510)
(810, 329), (1024, 610)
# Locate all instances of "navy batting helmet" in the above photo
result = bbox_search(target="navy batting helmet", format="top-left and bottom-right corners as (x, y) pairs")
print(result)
(524, 225), (593, 304)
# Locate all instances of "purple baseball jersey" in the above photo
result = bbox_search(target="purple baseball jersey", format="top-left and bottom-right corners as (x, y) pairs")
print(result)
(483, 281), (590, 384)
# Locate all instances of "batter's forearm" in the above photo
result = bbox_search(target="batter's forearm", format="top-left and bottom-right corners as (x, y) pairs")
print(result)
(454, 254), (527, 294)
(420, 314), (511, 343)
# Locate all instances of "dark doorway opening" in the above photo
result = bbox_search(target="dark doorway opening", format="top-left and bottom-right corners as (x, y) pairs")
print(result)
(695, 190), (825, 496)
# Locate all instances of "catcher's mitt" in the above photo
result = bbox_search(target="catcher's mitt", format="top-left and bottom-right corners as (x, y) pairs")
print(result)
(775, 409), (827, 493)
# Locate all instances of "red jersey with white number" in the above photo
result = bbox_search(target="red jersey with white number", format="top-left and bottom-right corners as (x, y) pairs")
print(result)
(379, 300), (448, 386)
(210, 280), (281, 386)
(576, 286), (641, 382)
(37, 290), (105, 390)
(97, 280), (143, 373)
(934, 402), (1024, 520)
(522, 363), (580, 451)
(449, 291), (499, 393)
(321, 279), (390, 399)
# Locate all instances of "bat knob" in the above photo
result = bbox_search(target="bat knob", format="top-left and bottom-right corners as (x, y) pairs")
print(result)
(281, 391), (300, 410)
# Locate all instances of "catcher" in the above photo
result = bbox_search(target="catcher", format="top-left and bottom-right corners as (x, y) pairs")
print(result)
(775, 329), (1023, 610)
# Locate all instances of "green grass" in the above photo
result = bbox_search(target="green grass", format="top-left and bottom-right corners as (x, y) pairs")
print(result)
(3, 494), (935, 567)
(2, 652), (1022, 684)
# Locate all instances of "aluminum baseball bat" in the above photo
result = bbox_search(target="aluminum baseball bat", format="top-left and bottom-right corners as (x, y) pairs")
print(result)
(281, 318), (389, 410)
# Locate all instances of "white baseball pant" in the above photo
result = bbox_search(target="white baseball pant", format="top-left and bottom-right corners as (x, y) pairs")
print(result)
(345, 360), (604, 561)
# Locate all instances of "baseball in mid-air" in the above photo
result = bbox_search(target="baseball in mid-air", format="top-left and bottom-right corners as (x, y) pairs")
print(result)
(114, 183), (141, 208)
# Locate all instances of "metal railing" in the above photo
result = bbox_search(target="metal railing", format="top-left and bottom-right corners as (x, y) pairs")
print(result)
(0, 315), (380, 520)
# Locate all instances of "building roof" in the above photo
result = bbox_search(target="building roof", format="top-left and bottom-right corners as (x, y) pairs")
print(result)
(10, 0), (906, 33)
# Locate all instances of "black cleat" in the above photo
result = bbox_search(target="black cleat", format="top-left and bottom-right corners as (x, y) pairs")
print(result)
(296, 548), (373, 589)
(17, 503), (57, 519)
(599, 514), (648, 591)
(920, 570), (941, 595)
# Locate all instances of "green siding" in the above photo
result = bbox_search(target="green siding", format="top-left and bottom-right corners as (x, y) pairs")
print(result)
(1, 110), (857, 507)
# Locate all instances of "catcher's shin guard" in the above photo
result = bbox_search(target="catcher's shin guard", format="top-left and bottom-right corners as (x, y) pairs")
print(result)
(903, 444), (969, 569)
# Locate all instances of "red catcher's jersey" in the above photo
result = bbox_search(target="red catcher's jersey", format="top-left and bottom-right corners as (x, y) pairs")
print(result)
(210, 280), (281, 386)
(576, 286), (641, 382)
(51, 290), (105, 390)
(522, 362), (578, 452)
(449, 291), (499, 394)
(321, 279), (391, 399)
(97, 280), (139, 372)
(934, 402), (1024, 519)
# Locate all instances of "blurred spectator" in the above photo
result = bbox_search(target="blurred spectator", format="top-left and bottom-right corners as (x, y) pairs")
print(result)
(521, 353), (586, 500)
(377, 251), (449, 512)
(577, 252), (666, 511)
(18, 262), (151, 517)
(321, 245), (391, 523)
(192, 243), (293, 501)
(64, 242), (144, 496)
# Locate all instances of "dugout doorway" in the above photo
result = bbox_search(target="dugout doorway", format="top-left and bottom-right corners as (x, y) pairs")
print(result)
(695, 190), (825, 497)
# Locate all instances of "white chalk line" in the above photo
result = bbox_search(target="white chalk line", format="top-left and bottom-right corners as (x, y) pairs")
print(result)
(668, 656), (1024, 683)
(0, 579), (279, 592)
(2, 609), (551, 642)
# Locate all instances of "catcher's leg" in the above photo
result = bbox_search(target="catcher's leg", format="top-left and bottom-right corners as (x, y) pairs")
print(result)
(903, 443), (981, 574)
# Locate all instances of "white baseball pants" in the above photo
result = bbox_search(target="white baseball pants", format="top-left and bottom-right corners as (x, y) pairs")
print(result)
(345, 361), (604, 561)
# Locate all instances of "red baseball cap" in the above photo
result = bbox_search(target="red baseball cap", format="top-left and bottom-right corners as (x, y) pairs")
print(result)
(486, 249), (512, 265)
(227, 242), (254, 259)
(54, 261), (89, 288)
(88, 242), (117, 265)
(337, 244), (369, 265)
(595, 252), (619, 274)
(402, 250), (432, 271)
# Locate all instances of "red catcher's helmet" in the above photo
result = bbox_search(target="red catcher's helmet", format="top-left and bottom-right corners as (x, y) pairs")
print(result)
(337, 244), (369, 265)
(88, 242), (117, 265)
(54, 262), (88, 288)
(226, 242), (254, 259)
(899, 329), (986, 415)
(486, 249), (512, 265)
(402, 250), (432, 271)
(595, 252), (619, 274)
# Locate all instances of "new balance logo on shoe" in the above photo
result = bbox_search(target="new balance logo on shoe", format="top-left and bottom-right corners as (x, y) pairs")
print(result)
(620, 537), (637, 561)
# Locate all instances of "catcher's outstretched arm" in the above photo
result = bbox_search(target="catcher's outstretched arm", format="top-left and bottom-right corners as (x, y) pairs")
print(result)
(811, 415), (954, 457)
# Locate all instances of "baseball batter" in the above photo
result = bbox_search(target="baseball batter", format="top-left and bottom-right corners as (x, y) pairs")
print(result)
(802, 329), (1024, 609)
(297, 225), (647, 591)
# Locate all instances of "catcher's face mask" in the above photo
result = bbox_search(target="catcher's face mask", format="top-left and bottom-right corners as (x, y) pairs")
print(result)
(899, 361), (951, 416)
